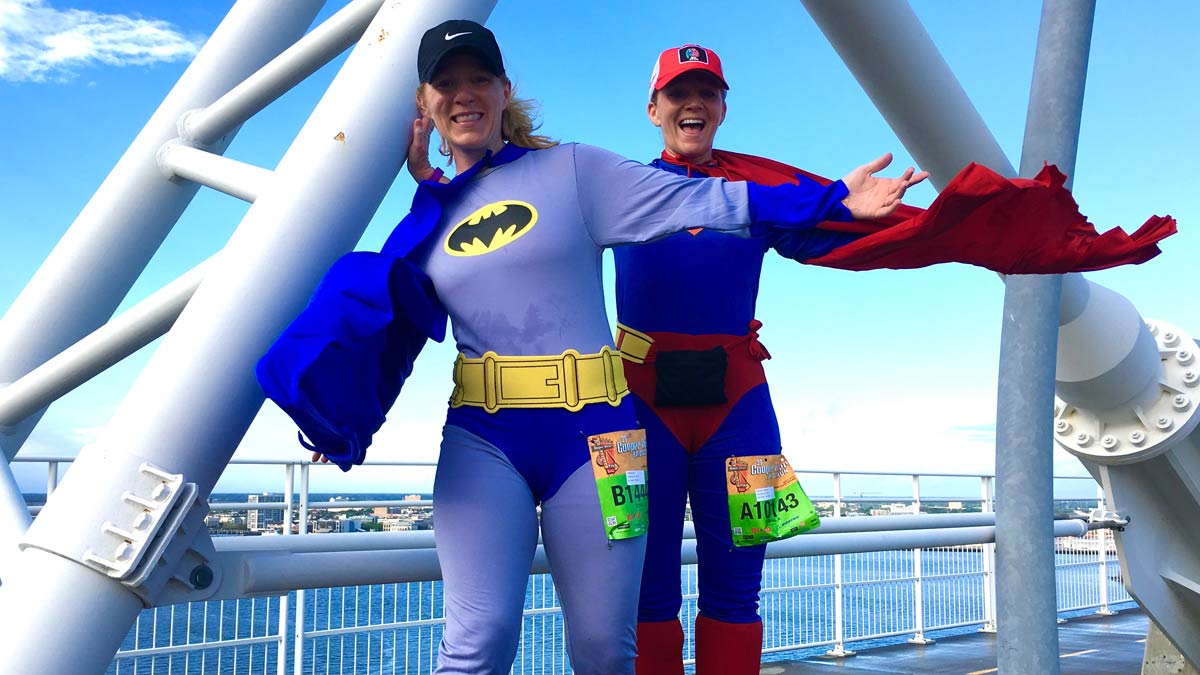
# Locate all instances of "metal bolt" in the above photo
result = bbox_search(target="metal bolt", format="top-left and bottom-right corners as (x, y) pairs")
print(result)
(1178, 351), (1195, 366)
(189, 564), (215, 590)
(151, 484), (171, 501)
(1129, 430), (1146, 446)
(1147, 322), (1159, 335)
(1075, 432), (1092, 447)
(132, 512), (153, 531)
(1185, 371), (1199, 387)
(1156, 416), (1174, 431)
(1055, 420), (1072, 435)
(1173, 395), (1191, 411)
(1100, 435), (1119, 450)
(115, 542), (134, 561)
(1163, 332), (1180, 347)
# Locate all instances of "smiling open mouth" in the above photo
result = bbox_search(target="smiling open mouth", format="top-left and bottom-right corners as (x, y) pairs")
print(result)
(452, 112), (483, 123)
(680, 118), (706, 131)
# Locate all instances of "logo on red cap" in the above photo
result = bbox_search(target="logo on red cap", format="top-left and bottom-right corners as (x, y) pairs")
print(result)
(678, 46), (709, 64)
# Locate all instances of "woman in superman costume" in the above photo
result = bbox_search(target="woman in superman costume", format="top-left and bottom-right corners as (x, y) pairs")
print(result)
(619, 44), (1176, 675)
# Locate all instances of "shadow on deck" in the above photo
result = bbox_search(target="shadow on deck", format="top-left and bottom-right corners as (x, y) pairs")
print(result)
(764, 608), (1148, 675)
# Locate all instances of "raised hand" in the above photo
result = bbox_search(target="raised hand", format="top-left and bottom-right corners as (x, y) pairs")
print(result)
(840, 153), (929, 219)
(406, 114), (438, 183)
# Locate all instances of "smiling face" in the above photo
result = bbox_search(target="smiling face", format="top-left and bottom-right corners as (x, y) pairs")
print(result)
(648, 70), (727, 164)
(418, 51), (511, 170)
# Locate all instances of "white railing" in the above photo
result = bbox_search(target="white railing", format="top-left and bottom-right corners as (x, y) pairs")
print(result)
(14, 458), (1130, 674)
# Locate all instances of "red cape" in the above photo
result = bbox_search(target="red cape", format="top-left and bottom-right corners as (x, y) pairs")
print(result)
(694, 149), (1176, 274)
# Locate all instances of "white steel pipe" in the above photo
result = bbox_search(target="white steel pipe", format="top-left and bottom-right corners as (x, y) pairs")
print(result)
(0, 3), (498, 672)
(219, 530), (436, 554)
(0, 549), (145, 666)
(277, 463), (293, 675)
(909, 475), (932, 644)
(213, 517), (1090, 558)
(981, 476), (997, 632)
(216, 512), (1002, 557)
(0, 258), (212, 427)
(0, 0), (325, 461)
(0, 459), (31, 580)
(1055, 275), (1162, 415)
(800, 0), (1015, 188)
(683, 512), (997, 537)
(182, 0), (387, 146)
(157, 144), (272, 203)
(46, 461), (58, 496)
(293, 462), (307, 675)
(207, 520), (1092, 602)
(761, 520), (1088, 560)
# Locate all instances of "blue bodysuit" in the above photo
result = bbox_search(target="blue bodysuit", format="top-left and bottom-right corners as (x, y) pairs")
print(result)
(614, 155), (857, 631)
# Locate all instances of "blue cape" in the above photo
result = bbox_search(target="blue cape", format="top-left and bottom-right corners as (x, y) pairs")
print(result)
(255, 145), (529, 470)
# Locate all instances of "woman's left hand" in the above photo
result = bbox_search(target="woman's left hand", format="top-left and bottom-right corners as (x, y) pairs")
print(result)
(840, 153), (929, 219)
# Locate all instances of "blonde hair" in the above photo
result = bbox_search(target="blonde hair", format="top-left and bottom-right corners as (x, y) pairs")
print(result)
(417, 82), (558, 167)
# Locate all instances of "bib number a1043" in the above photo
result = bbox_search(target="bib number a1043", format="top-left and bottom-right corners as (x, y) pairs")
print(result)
(727, 454), (819, 547)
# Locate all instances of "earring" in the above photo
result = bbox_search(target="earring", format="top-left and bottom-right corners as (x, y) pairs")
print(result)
(438, 137), (451, 157)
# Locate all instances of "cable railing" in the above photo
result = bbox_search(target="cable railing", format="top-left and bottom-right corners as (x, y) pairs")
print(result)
(14, 457), (1132, 674)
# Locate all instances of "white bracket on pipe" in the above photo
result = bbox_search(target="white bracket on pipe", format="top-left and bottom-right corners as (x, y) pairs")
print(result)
(20, 447), (217, 605)
(1055, 320), (1200, 464)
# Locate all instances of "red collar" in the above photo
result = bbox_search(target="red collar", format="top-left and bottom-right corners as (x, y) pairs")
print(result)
(659, 150), (731, 179)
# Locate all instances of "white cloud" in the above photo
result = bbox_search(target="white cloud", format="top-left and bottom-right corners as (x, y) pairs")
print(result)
(0, 0), (202, 83)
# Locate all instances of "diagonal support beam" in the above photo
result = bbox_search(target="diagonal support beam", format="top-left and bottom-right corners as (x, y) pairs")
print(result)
(0, 0), (327, 461)
(800, 0), (1015, 187)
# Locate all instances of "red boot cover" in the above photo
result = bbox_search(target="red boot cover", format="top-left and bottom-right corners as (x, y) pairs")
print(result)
(694, 615), (763, 675)
(635, 620), (685, 675)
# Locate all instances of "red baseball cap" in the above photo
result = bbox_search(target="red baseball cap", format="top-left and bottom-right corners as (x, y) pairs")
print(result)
(649, 44), (729, 96)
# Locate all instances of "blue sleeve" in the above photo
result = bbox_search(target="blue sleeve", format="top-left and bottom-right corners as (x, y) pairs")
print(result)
(571, 143), (751, 247)
(766, 227), (862, 261)
(255, 252), (446, 471)
(746, 175), (854, 237)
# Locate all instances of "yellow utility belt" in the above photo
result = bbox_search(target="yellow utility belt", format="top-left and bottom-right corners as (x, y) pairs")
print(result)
(614, 323), (654, 364)
(450, 347), (628, 413)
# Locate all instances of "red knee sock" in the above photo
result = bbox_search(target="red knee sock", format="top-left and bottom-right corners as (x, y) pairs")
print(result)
(635, 619), (685, 675)
(694, 614), (763, 675)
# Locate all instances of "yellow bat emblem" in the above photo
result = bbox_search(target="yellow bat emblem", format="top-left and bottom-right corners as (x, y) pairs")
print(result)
(444, 200), (538, 256)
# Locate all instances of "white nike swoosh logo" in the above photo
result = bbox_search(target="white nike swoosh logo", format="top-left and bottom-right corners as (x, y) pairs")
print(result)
(445, 31), (471, 40)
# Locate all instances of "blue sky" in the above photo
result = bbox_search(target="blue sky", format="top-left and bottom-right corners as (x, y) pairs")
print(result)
(1, 0), (1197, 496)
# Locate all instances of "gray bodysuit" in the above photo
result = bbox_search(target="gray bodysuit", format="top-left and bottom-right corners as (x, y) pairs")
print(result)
(408, 143), (754, 675)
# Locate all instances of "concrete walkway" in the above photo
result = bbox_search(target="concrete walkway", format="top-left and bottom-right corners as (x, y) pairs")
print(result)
(764, 608), (1148, 675)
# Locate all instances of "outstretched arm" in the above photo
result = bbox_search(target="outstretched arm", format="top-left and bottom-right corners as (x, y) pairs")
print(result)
(840, 153), (928, 219)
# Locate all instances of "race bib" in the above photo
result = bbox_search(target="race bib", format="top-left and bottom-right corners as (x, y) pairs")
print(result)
(588, 429), (649, 540)
(727, 454), (819, 547)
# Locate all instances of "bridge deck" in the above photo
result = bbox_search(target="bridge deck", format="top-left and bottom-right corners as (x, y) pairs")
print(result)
(767, 608), (1148, 675)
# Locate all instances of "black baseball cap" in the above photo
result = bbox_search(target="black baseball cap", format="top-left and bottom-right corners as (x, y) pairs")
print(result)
(417, 19), (505, 84)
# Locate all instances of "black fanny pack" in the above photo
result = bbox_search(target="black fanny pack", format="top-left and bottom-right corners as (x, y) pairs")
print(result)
(654, 347), (728, 407)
